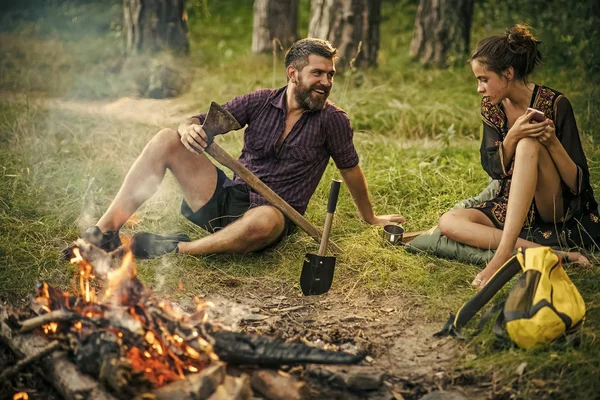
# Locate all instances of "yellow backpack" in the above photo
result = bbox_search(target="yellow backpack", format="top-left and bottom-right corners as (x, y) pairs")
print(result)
(436, 247), (586, 349)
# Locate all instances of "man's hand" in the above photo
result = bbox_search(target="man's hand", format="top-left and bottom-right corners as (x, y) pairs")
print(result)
(178, 123), (209, 154)
(367, 214), (406, 226)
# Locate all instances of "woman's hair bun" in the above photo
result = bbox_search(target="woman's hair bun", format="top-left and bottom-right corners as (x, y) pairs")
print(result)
(506, 24), (541, 56)
(471, 23), (543, 79)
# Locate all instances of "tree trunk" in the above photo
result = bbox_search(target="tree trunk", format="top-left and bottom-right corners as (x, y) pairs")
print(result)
(409, 0), (475, 67)
(123, 0), (189, 54)
(252, 0), (299, 53)
(308, 0), (381, 68)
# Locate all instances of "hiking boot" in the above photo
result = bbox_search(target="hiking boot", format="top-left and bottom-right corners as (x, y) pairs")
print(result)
(130, 232), (190, 259)
(82, 226), (122, 252)
(61, 226), (122, 261)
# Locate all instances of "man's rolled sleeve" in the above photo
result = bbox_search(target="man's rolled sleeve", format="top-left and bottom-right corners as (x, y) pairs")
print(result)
(326, 110), (359, 169)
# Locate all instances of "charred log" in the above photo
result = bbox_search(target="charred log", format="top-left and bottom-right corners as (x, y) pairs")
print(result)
(209, 330), (364, 367)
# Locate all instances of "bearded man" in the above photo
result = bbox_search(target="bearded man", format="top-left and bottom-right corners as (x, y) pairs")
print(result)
(74, 38), (405, 258)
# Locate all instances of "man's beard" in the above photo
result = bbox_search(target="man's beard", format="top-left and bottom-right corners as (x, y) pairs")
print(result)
(294, 77), (330, 111)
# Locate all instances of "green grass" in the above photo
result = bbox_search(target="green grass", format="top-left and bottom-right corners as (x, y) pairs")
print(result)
(1, 0), (600, 398)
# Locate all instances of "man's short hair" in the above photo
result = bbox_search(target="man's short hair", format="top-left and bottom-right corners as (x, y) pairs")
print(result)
(284, 38), (337, 71)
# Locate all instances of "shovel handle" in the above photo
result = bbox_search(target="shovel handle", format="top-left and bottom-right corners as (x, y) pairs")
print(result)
(318, 180), (342, 256)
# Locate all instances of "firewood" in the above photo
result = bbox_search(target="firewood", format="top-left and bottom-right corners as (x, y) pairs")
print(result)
(307, 365), (384, 391)
(0, 340), (61, 382)
(18, 309), (77, 333)
(153, 361), (226, 400)
(251, 369), (308, 400)
(207, 374), (252, 400)
(1, 306), (118, 400)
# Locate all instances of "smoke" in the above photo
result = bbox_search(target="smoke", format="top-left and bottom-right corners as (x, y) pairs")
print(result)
(204, 295), (259, 331)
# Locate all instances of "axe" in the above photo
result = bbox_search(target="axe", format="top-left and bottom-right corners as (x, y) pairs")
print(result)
(201, 101), (342, 254)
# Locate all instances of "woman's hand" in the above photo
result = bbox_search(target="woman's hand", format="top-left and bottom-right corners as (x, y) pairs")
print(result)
(529, 119), (558, 148)
(506, 110), (547, 143)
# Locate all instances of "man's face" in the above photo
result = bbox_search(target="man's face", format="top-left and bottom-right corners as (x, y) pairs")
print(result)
(292, 54), (336, 111)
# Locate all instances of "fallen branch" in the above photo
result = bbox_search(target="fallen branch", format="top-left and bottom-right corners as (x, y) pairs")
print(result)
(0, 340), (61, 382)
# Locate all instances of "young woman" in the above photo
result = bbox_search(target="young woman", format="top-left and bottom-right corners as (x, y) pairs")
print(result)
(438, 24), (600, 289)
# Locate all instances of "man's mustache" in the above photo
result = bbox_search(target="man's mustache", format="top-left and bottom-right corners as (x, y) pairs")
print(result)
(311, 84), (331, 94)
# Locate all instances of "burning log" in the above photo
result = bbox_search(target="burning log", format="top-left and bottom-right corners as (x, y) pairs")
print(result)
(18, 309), (77, 333)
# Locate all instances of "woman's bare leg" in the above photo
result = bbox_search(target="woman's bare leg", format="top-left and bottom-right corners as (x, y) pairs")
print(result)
(474, 138), (588, 287)
(440, 138), (590, 288)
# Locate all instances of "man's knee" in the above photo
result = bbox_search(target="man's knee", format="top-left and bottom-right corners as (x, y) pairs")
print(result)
(243, 207), (285, 243)
(146, 128), (182, 154)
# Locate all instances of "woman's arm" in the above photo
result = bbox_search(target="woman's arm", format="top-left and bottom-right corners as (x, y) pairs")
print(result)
(531, 97), (584, 194)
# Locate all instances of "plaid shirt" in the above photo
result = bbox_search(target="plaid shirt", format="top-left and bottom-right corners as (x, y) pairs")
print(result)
(194, 86), (359, 215)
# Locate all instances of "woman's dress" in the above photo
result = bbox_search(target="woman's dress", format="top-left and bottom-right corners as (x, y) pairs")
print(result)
(472, 85), (600, 251)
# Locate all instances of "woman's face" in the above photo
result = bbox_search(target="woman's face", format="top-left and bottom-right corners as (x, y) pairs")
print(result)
(471, 59), (508, 105)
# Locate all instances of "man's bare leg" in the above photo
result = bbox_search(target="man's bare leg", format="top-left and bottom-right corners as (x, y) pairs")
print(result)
(94, 128), (287, 255)
(177, 205), (287, 255)
(96, 128), (218, 232)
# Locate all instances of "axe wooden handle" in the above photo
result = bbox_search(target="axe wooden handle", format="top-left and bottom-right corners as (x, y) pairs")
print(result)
(205, 142), (343, 255)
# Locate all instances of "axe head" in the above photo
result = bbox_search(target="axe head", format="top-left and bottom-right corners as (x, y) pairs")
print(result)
(202, 102), (242, 144)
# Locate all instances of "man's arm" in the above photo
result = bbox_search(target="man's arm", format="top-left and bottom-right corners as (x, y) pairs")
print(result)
(339, 165), (405, 225)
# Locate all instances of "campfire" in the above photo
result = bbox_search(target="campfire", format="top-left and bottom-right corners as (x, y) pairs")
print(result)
(1, 239), (365, 400)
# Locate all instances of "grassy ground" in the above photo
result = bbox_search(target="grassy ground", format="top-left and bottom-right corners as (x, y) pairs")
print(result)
(1, 0), (600, 398)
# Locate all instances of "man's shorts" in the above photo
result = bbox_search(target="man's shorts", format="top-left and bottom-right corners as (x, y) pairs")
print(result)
(181, 168), (296, 247)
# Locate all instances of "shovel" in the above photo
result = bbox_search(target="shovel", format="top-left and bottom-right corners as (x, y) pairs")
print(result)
(300, 179), (342, 296)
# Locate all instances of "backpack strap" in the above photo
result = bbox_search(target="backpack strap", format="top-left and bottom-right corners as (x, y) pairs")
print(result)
(435, 253), (523, 337)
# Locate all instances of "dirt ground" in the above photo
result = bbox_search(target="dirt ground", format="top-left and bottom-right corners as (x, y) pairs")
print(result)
(198, 284), (489, 400)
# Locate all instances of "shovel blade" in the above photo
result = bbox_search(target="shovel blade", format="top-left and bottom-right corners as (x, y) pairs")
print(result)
(300, 253), (336, 296)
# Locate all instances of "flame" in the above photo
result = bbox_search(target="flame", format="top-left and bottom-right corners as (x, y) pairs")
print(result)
(13, 393), (28, 400)
(43, 322), (58, 334)
(71, 248), (96, 303)
(104, 251), (136, 302)
(33, 243), (220, 389)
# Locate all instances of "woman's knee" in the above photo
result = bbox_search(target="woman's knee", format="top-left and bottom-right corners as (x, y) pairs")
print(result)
(438, 210), (458, 237)
(515, 137), (542, 158)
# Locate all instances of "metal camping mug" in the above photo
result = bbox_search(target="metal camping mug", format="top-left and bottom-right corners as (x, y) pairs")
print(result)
(383, 224), (405, 245)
